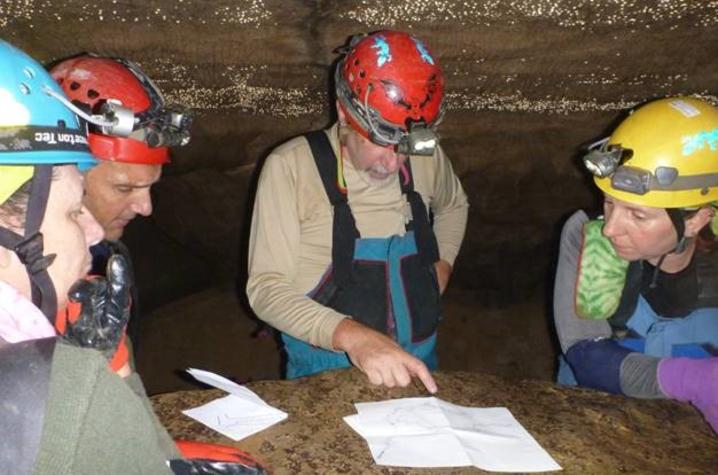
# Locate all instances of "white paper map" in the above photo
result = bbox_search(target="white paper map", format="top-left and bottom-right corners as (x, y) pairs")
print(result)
(344, 397), (561, 472)
(182, 368), (288, 441)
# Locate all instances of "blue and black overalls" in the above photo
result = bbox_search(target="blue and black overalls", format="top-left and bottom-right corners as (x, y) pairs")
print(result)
(607, 252), (718, 358)
(282, 130), (443, 378)
(559, 248), (718, 385)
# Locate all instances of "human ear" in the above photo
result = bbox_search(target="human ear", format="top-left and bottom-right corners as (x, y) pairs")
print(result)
(336, 101), (346, 124)
(0, 245), (13, 269)
(684, 207), (715, 237)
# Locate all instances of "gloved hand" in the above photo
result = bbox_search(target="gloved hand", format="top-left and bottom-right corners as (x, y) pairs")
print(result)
(61, 254), (130, 361)
(657, 357), (718, 434)
(170, 440), (268, 474)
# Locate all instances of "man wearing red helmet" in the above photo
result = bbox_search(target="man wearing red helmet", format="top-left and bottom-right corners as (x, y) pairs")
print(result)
(247, 31), (468, 391)
(50, 55), (192, 367)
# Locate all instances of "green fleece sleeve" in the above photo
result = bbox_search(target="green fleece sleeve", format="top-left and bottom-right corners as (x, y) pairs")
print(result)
(33, 344), (176, 475)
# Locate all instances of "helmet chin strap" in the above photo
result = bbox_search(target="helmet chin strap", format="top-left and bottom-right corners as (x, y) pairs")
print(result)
(0, 165), (58, 322)
(649, 208), (688, 289)
(666, 208), (688, 254)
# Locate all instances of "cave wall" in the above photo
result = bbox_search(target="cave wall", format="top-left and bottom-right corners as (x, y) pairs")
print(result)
(3, 0), (718, 309)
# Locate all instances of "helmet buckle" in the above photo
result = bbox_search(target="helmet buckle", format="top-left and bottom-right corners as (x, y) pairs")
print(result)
(14, 232), (57, 275)
(655, 167), (678, 186)
(611, 166), (651, 195)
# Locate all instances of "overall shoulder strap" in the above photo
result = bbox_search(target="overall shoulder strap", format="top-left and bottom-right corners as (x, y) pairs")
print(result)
(305, 131), (359, 286)
(607, 261), (643, 333)
(695, 249), (718, 308)
(401, 158), (439, 265)
(0, 337), (56, 475)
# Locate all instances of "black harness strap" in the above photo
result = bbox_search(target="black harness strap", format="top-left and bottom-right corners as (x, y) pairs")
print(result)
(0, 165), (58, 322)
(24, 165), (57, 320)
(400, 159), (440, 266)
(305, 131), (441, 285)
(305, 131), (359, 288)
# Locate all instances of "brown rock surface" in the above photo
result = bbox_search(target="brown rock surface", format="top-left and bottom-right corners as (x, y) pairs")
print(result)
(136, 285), (555, 396)
(152, 368), (718, 474)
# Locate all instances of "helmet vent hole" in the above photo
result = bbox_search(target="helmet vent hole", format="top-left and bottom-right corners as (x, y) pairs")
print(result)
(359, 70), (366, 78)
(70, 81), (81, 91)
(354, 59), (360, 66)
(23, 67), (35, 79)
(19, 83), (30, 95)
(87, 89), (99, 99)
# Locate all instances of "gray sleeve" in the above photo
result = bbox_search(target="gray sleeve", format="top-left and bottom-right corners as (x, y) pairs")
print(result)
(554, 212), (667, 399)
(619, 353), (666, 399)
(553, 210), (612, 353)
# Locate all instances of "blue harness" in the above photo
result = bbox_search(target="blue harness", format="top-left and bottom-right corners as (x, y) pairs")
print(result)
(283, 131), (442, 379)
(618, 296), (718, 358)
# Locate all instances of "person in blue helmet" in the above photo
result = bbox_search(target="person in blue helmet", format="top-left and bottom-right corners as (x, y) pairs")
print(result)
(553, 96), (718, 435)
(0, 40), (266, 475)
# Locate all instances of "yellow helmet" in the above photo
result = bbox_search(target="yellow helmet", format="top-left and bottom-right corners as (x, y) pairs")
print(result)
(585, 96), (718, 208)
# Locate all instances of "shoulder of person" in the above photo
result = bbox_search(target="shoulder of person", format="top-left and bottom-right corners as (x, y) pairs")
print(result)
(263, 133), (322, 177)
(561, 210), (591, 247)
(271, 133), (313, 157)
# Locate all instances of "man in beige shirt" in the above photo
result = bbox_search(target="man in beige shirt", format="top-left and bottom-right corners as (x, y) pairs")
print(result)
(247, 31), (468, 392)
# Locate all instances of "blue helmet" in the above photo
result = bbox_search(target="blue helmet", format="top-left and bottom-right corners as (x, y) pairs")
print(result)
(0, 39), (96, 170)
(0, 40), (97, 321)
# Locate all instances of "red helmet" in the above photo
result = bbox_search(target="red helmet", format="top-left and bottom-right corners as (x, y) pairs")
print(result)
(51, 56), (191, 164)
(336, 30), (444, 155)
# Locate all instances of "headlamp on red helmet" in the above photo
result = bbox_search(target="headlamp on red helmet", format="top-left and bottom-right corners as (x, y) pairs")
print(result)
(335, 31), (445, 156)
(49, 55), (192, 165)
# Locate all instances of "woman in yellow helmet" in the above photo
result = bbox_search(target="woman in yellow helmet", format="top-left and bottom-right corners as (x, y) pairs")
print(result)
(553, 96), (718, 435)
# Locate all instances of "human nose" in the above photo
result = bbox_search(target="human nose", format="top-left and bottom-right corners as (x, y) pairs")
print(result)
(380, 148), (404, 173)
(130, 190), (153, 217)
(602, 206), (623, 239)
(80, 207), (105, 246)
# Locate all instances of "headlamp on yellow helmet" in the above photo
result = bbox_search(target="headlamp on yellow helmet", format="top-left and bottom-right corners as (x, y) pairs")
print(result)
(583, 97), (718, 209)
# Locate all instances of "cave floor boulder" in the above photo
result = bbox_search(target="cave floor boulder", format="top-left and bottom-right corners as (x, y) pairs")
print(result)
(152, 368), (717, 474)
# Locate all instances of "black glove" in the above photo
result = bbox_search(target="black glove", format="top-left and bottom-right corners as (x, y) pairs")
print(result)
(62, 254), (131, 360)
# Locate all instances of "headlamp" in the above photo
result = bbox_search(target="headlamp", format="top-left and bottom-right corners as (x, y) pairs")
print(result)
(582, 139), (629, 178)
(44, 57), (193, 149)
(60, 96), (193, 148)
(396, 120), (437, 156)
(583, 137), (718, 197)
(129, 104), (193, 148)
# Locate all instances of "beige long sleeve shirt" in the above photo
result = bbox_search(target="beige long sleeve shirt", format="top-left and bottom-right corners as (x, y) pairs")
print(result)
(246, 124), (468, 350)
